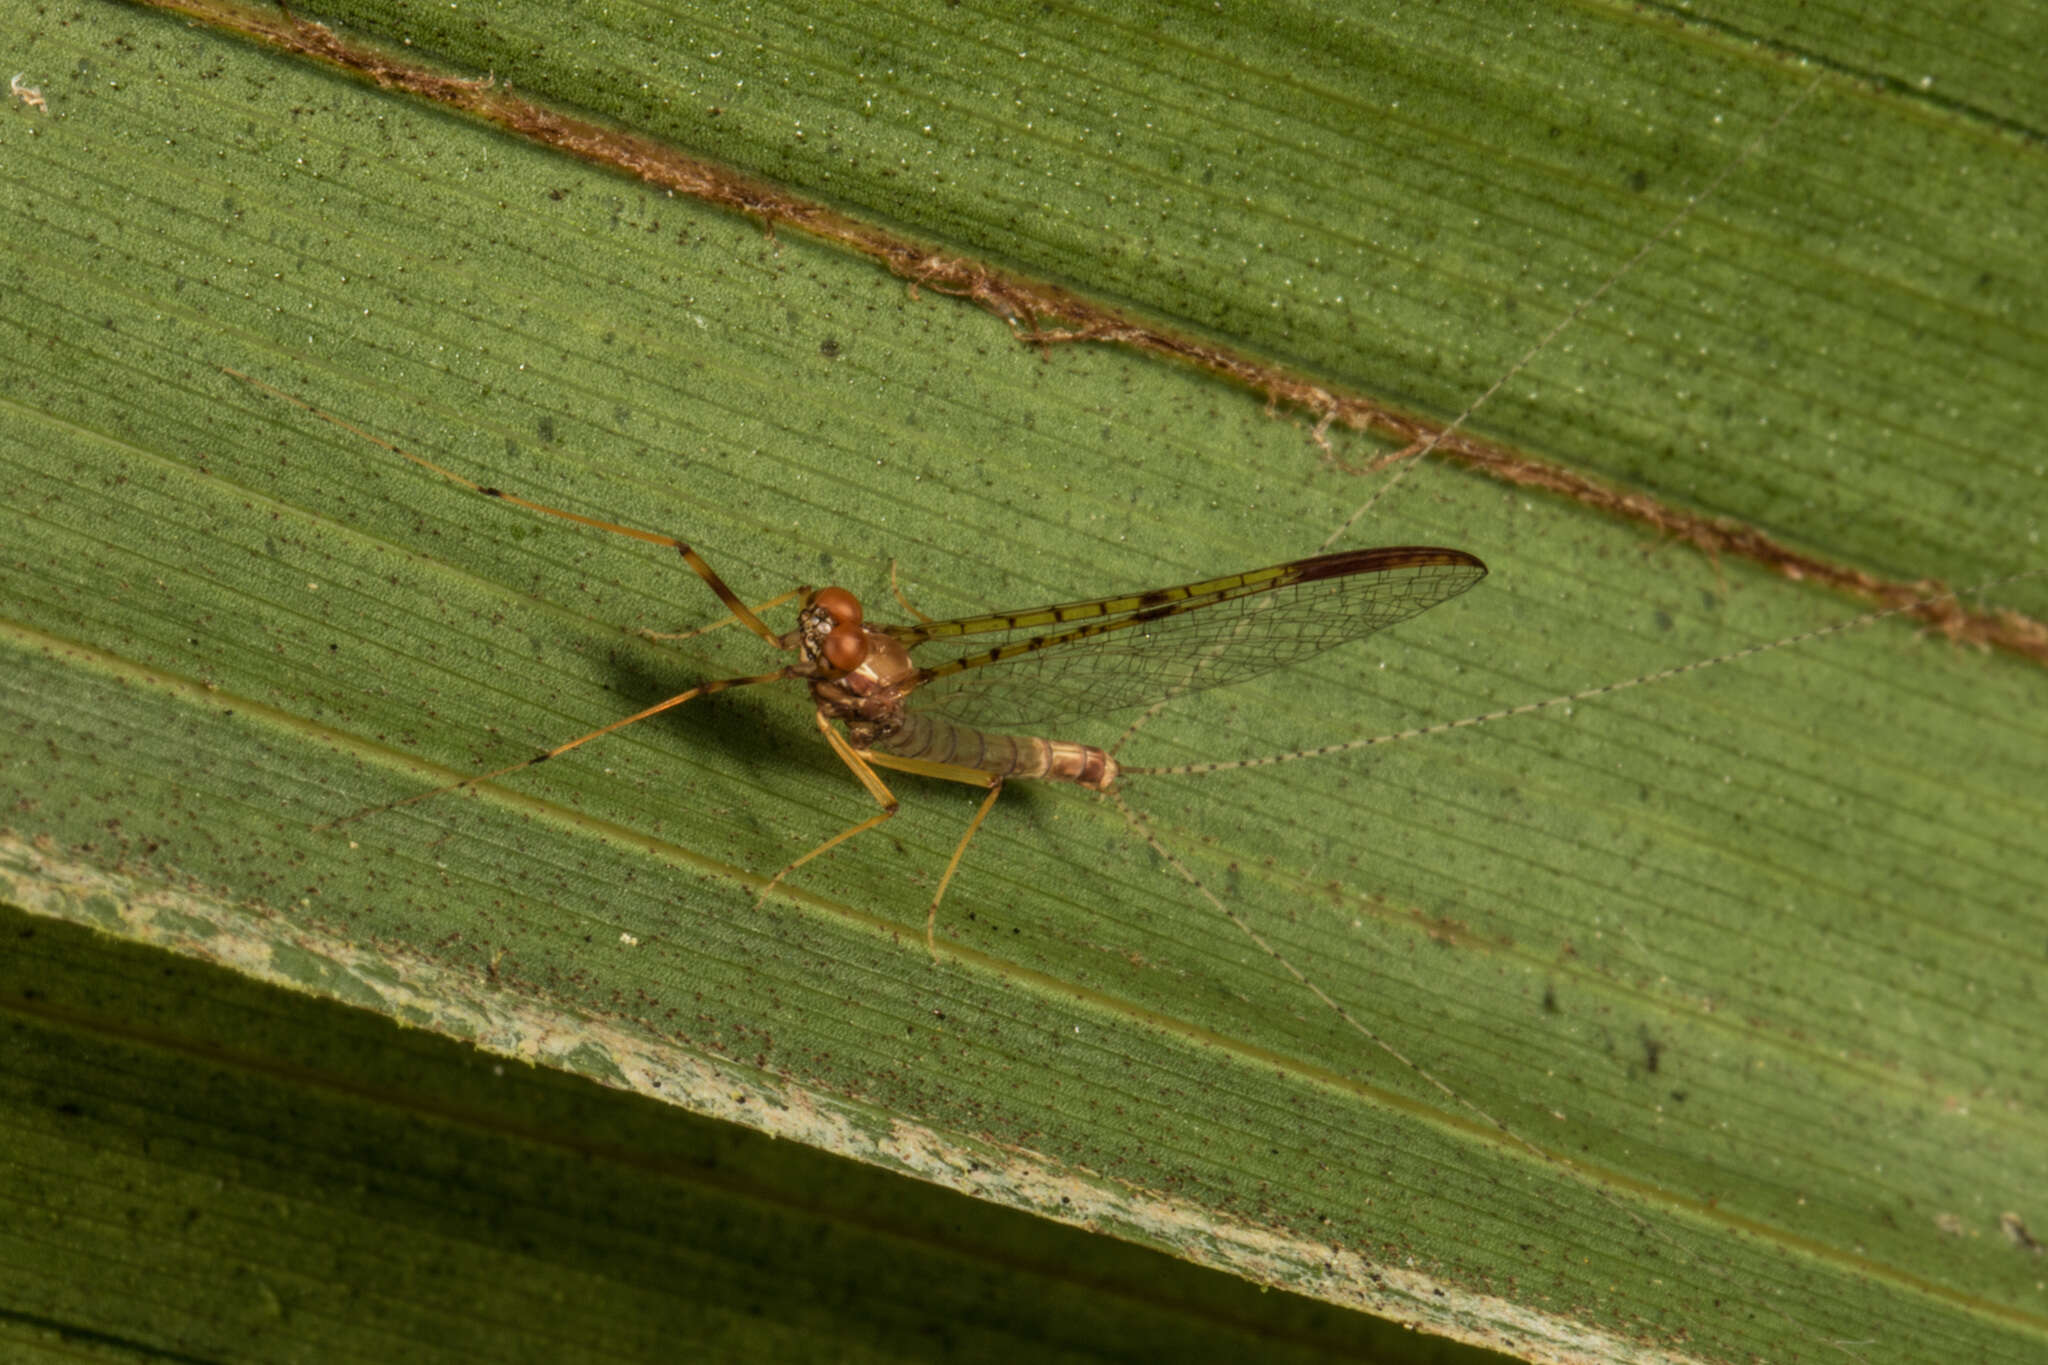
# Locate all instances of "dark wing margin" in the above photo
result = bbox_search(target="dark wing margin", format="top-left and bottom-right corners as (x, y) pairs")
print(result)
(899, 547), (1486, 730)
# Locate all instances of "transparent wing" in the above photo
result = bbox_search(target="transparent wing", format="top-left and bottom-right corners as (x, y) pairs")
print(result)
(896, 547), (1486, 730)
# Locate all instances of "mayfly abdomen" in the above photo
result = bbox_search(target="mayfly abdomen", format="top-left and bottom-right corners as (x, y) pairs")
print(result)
(877, 712), (1117, 790)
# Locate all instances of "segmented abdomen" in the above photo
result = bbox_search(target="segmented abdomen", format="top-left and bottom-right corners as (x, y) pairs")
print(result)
(875, 713), (1117, 790)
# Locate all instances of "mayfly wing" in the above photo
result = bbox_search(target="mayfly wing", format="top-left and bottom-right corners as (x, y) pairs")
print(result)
(887, 547), (1486, 730)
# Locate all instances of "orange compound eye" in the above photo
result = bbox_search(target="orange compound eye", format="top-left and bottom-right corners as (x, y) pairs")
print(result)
(810, 585), (862, 628)
(822, 622), (869, 673)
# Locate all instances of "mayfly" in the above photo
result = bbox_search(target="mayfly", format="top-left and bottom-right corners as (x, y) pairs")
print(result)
(226, 368), (1486, 950)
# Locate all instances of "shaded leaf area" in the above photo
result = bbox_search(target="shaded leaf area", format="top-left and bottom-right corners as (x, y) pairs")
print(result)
(278, 0), (2045, 592)
(1, 905), (1515, 1365)
(1, 6), (2043, 1365)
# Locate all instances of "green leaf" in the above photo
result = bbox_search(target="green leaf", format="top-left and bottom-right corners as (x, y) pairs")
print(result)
(3, 902), (1486, 1363)
(4, 3), (2043, 1361)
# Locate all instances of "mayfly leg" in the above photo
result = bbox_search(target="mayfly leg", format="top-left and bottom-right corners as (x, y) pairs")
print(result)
(222, 368), (787, 647)
(761, 713), (1010, 960)
(314, 666), (794, 831)
(224, 367), (809, 830)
